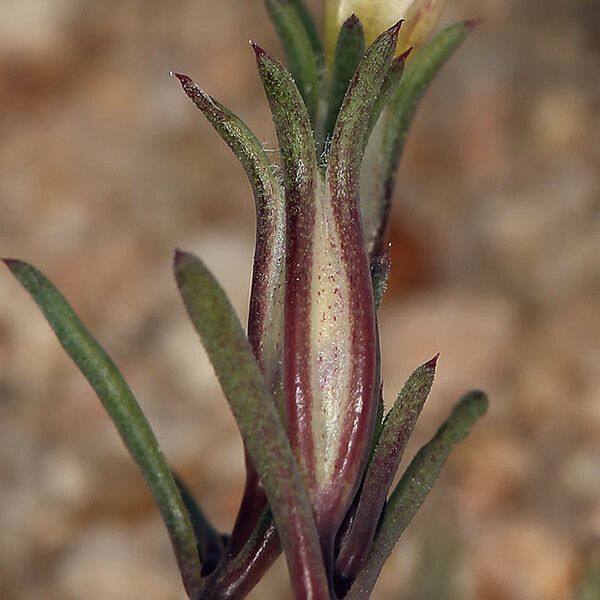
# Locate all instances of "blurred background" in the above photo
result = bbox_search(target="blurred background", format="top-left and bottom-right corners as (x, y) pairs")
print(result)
(1, 0), (599, 598)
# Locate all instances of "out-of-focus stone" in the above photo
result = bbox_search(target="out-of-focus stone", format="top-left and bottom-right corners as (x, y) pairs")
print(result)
(470, 522), (577, 600)
(472, 165), (599, 304)
(1, 0), (599, 598)
(453, 431), (533, 515)
(56, 523), (181, 600)
(380, 291), (518, 419)
(0, 0), (76, 56)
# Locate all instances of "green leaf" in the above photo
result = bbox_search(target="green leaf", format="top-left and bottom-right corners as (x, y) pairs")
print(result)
(360, 21), (475, 257)
(375, 355), (437, 482)
(322, 14), (365, 147)
(173, 251), (329, 600)
(346, 390), (488, 599)
(328, 20), (401, 180)
(265, 0), (321, 122)
(176, 71), (286, 558)
(3, 259), (202, 599)
(174, 72), (283, 219)
(336, 356), (437, 587)
(175, 70), (285, 402)
(383, 21), (474, 171)
(286, 0), (323, 62)
(367, 50), (409, 143)
(252, 43), (318, 192)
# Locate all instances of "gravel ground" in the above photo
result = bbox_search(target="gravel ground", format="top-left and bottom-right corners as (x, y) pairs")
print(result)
(1, 1), (599, 598)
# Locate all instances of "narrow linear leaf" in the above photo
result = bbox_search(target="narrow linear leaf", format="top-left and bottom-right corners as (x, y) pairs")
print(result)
(287, 0), (323, 61)
(382, 21), (475, 170)
(323, 14), (365, 146)
(265, 0), (321, 122)
(173, 251), (329, 600)
(360, 21), (475, 257)
(3, 259), (202, 599)
(173, 474), (224, 577)
(174, 72), (284, 221)
(252, 43), (318, 193)
(174, 75), (285, 364)
(328, 20), (401, 180)
(357, 52), (408, 246)
(335, 356), (437, 588)
(367, 49), (410, 142)
(176, 71), (286, 555)
(346, 390), (489, 600)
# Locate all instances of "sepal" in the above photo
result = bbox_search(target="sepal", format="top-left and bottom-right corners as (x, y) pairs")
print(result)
(265, 0), (322, 121)
(346, 390), (488, 599)
(360, 21), (475, 256)
(176, 71), (286, 555)
(335, 356), (437, 587)
(323, 14), (366, 146)
(174, 250), (329, 599)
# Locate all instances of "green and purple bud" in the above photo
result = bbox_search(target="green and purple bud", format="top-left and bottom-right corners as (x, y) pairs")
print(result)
(3, 1), (486, 598)
(172, 3), (482, 595)
(252, 22), (401, 566)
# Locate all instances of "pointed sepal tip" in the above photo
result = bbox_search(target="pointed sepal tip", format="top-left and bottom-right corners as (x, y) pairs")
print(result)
(397, 46), (414, 62)
(424, 353), (440, 371)
(249, 40), (267, 59)
(173, 248), (190, 269)
(390, 19), (404, 35)
(172, 72), (193, 86)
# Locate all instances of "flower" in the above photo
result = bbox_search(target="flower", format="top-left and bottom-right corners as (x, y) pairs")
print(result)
(325, 0), (447, 67)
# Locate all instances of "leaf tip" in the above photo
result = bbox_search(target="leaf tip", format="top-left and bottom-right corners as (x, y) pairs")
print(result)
(2, 258), (23, 274)
(249, 40), (267, 60)
(344, 13), (362, 29)
(173, 248), (191, 270)
(465, 389), (489, 415)
(389, 19), (404, 36)
(172, 71), (193, 87)
(452, 390), (489, 437)
(397, 46), (413, 62)
(424, 353), (440, 371)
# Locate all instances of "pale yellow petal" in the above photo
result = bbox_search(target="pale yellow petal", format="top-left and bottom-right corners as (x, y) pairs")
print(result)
(324, 0), (448, 71)
(325, 0), (414, 67)
(396, 0), (448, 54)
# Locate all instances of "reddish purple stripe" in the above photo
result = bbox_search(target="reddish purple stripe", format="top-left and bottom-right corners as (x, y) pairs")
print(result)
(284, 188), (318, 487)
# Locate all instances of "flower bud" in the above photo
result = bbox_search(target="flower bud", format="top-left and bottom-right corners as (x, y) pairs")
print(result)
(325, 0), (447, 66)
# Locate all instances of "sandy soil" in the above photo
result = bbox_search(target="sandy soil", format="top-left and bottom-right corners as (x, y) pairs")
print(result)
(1, 0), (599, 598)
